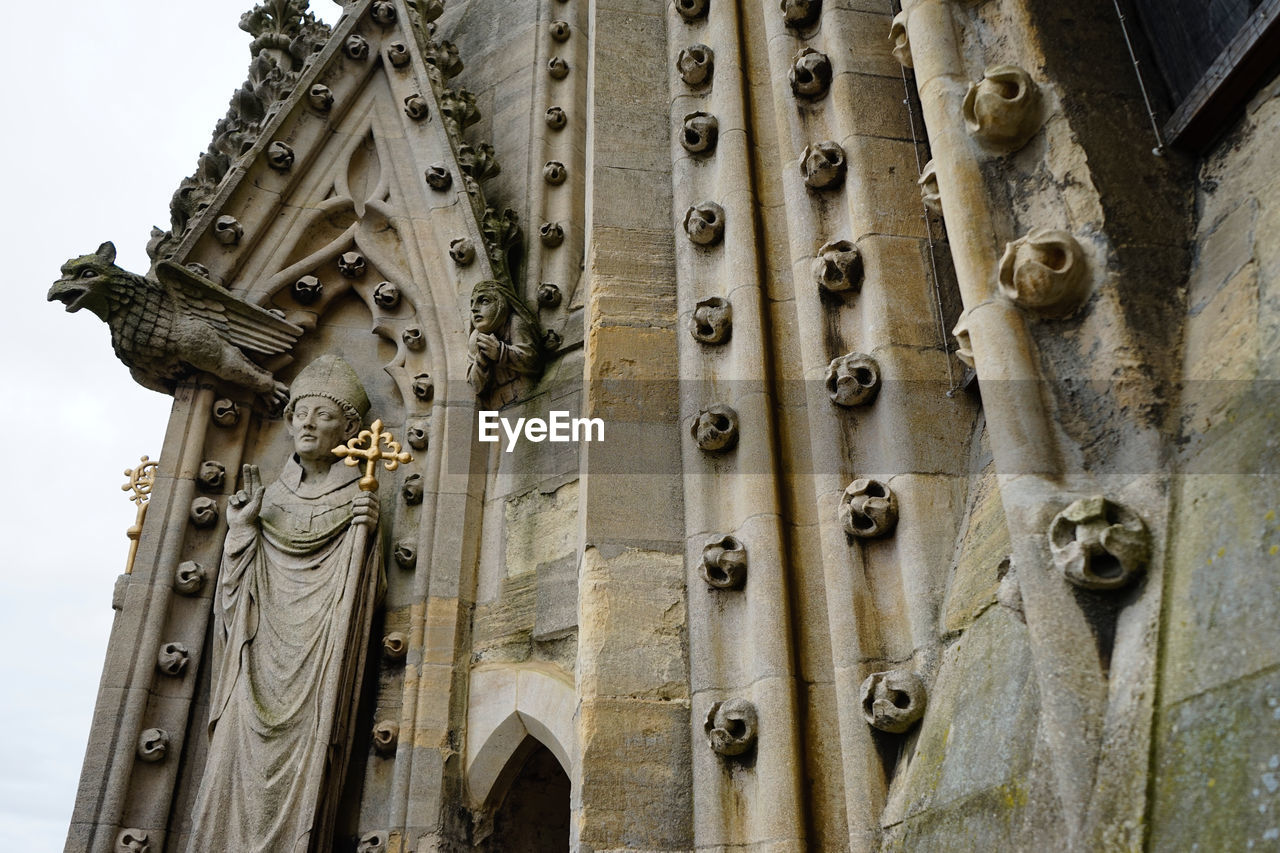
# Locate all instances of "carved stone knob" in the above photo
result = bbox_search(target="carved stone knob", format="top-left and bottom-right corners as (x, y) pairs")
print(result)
(690, 296), (732, 344)
(185, 262), (212, 278)
(813, 240), (862, 293)
(412, 373), (434, 401)
(267, 140), (295, 171)
(394, 541), (417, 570)
(997, 229), (1089, 317)
(425, 164), (452, 190)
(677, 44), (714, 87)
(404, 94), (430, 121)
(372, 720), (399, 756)
(189, 497), (219, 529)
(676, 0), (710, 21)
(174, 560), (207, 595)
(543, 160), (568, 186)
(290, 274), (322, 305)
(544, 329), (564, 350)
(308, 84), (334, 112)
(692, 404), (739, 453)
(371, 0), (397, 24)
(826, 352), (881, 407)
(840, 478), (898, 538)
(537, 283), (563, 308)
(860, 669), (926, 733)
(137, 728), (169, 763)
(402, 473), (424, 505)
(702, 534), (747, 589)
(889, 11), (912, 68)
(545, 106), (568, 131)
(680, 112), (719, 156)
(789, 47), (832, 100)
(540, 221), (565, 247)
(402, 327), (426, 351)
(801, 141), (846, 189)
(211, 398), (240, 427)
(373, 280), (401, 309)
(157, 642), (190, 677)
(449, 238), (475, 266)
(918, 159), (942, 214)
(1049, 496), (1150, 590)
(705, 698), (757, 756)
(357, 831), (388, 853)
(196, 460), (226, 492)
(338, 251), (367, 278)
(550, 20), (571, 41)
(683, 201), (725, 246)
(407, 420), (429, 450)
(388, 41), (411, 68)
(345, 33), (371, 60)
(962, 64), (1041, 151)
(548, 56), (570, 80)
(214, 215), (243, 246)
(383, 632), (408, 661)
(952, 312), (975, 367)
(781, 0), (821, 29)
(116, 829), (151, 853)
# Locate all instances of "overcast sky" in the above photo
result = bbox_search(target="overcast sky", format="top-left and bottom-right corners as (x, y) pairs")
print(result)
(0, 2), (344, 847)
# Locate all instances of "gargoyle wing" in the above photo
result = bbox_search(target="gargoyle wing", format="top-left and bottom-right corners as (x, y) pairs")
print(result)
(155, 261), (303, 356)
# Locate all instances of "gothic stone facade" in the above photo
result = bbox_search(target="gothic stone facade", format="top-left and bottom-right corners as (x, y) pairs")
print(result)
(61, 0), (1279, 850)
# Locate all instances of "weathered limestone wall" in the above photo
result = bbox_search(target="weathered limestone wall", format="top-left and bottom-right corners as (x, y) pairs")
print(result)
(1151, 74), (1280, 851)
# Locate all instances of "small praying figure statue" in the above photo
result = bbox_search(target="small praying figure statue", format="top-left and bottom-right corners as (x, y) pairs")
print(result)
(466, 279), (541, 406)
(188, 355), (384, 853)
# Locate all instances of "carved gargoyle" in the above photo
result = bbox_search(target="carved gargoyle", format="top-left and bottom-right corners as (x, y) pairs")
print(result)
(49, 242), (302, 403)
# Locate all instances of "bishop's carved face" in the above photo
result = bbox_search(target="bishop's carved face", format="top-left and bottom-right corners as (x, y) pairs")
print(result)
(470, 291), (507, 334)
(289, 396), (351, 464)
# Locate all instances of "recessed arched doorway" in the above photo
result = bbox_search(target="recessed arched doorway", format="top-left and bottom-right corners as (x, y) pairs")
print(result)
(479, 736), (571, 851)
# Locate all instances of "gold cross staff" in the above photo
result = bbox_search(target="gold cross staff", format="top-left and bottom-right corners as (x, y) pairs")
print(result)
(332, 419), (413, 491)
(121, 455), (159, 574)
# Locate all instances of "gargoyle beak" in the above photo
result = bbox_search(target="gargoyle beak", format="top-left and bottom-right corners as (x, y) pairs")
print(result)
(47, 281), (89, 313)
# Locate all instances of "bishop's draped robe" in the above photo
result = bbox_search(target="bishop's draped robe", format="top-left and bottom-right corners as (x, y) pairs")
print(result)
(188, 455), (383, 853)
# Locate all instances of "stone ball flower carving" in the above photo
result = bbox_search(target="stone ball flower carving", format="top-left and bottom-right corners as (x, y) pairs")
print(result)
(157, 642), (190, 677)
(860, 669), (926, 733)
(962, 64), (1041, 151)
(702, 534), (748, 589)
(540, 221), (565, 247)
(404, 94), (430, 121)
(383, 632), (408, 661)
(174, 560), (207, 595)
(357, 831), (388, 853)
(185, 262), (212, 278)
(918, 159), (942, 215)
(402, 473), (424, 505)
(373, 280), (401, 309)
(212, 398), (240, 427)
(388, 41), (411, 68)
(997, 229), (1089, 317)
(677, 44), (714, 87)
(1049, 496), (1150, 590)
(412, 373), (434, 401)
(840, 478), (898, 538)
(550, 20), (571, 41)
(267, 140), (295, 171)
(338, 251), (367, 278)
(801, 141), (846, 189)
(292, 274), (323, 305)
(705, 698), (758, 756)
(544, 329), (563, 350)
(538, 283), (563, 308)
(690, 296), (732, 344)
(214, 215), (243, 246)
(680, 112), (719, 156)
(548, 56), (570, 80)
(813, 239), (862, 293)
(826, 352), (881, 407)
(402, 326), (425, 351)
(789, 47), (832, 100)
(676, 0), (710, 21)
(309, 84), (334, 112)
(372, 0), (397, 25)
(684, 201), (725, 246)
(394, 540), (417, 570)
(407, 420), (429, 450)
(189, 497), (219, 529)
(372, 720), (399, 756)
(345, 34), (371, 61)
(781, 0), (821, 29)
(117, 829), (151, 853)
(543, 160), (568, 185)
(197, 460), (226, 491)
(137, 728), (170, 763)
(545, 106), (568, 130)
(889, 11), (912, 68)
(425, 164), (452, 190)
(449, 237), (476, 265)
(692, 404), (739, 453)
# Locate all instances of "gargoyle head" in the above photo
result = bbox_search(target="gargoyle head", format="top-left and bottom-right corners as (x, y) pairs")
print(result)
(49, 241), (121, 321)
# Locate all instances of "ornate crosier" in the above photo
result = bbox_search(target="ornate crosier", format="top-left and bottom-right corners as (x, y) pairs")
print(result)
(122, 456), (158, 574)
(332, 420), (413, 492)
